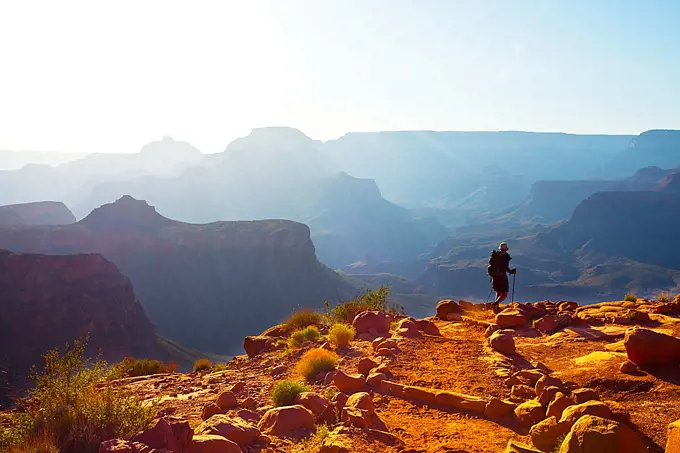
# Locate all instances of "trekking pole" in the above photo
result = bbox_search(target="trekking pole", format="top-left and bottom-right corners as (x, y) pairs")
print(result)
(511, 273), (516, 302)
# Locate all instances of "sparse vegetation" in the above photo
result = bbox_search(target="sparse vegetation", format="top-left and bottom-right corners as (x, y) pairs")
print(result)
(295, 348), (338, 381)
(284, 309), (323, 331)
(658, 291), (672, 303)
(193, 358), (212, 372)
(270, 380), (310, 407)
(324, 285), (404, 324)
(299, 425), (330, 450)
(111, 357), (170, 378)
(213, 363), (228, 372)
(624, 293), (638, 302)
(675, 293), (680, 304)
(0, 336), (155, 453)
(323, 386), (338, 401)
(328, 323), (355, 347)
(287, 326), (321, 349)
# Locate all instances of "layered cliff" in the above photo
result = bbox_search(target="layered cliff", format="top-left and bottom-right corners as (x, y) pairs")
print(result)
(0, 196), (355, 355)
(0, 250), (160, 405)
(0, 201), (75, 226)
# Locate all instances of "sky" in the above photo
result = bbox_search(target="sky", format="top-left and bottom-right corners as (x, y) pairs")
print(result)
(1, 0), (679, 154)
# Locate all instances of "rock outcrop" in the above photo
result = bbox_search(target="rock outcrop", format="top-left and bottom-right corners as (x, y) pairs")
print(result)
(0, 196), (354, 354)
(0, 250), (161, 405)
(0, 201), (75, 226)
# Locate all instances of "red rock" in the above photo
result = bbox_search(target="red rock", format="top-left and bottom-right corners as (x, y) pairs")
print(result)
(367, 372), (387, 387)
(436, 299), (462, 319)
(559, 401), (614, 430)
(201, 403), (223, 420)
(484, 397), (516, 420)
(559, 301), (579, 311)
(229, 382), (245, 393)
(488, 332), (515, 354)
(187, 434), (241, 453)
(195, 414), (259, 446)
(132, 418), (193, 453)
(345, 392), (374, 414)
(99, 439), (149, 453)
(352, 311), (392, 334)
(666, 419), (680, 453)
(243, 336), (272, 359)
(561, 415), (647, 452)
(538, 386), (561, 407)
(529, 416), (567, 452)
(533, 315), (558, 334)
(435, 390), (487, 414)
(216, 391), (237, 410)
(571, 388), (599, 404)
(624, 326), (680, 365)
(333, 370), (366, 393)
(235, 410), (260, 423)
(294, 392), (330, 417)
(240, 397), (256, 408)
(375, 348), (396, 359)
(546, 392), (574, 420)
(511, 385), (536, 401)
(358, 357), (378, 376)
(535, 375), (563, 398)
(495, 309), (527, 329)
(515, 400), (545, 427)
(395, 317), (422, 338)
(260, 324), (289, 337)
(257, 405), (314, 435)
(414, 319), (441, 336)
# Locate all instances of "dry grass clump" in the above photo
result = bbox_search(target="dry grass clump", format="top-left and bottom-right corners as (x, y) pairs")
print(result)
(328, 323), (355, 347)
(325, 285), (403, 324)
(284, 309), (323, 330)
(295, 348), (338, 381)
(270, 380), (310, 407)
(193, 358), (212, 372)
(288, 326), (320, 349)
(623, 293), (638, 302)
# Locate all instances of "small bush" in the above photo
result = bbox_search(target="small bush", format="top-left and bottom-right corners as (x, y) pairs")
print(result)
(270, 380), (310, 407)
(295, 348), (338, 381)
(658, 291), (672, 303)
(288, 326), (321, 349)
(111, 357), (169, 378)
(328, 323), (355, 347)
(284, 309), (323, 330)
(324, 285), (404, 324)
(193, 359), (212, 372)
(299, 425), (330, 450)
(213, 363), (228, 372)
(0, 336), (155, 453)
(675, 293), (680, 304)
(623, 293), (638, 302)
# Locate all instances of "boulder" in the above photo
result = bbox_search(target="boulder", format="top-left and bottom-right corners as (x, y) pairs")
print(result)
(260, 324), (289, 337)
(559, 415), (647, 452)
(195, 415), (260, 446)
(132, 418), (193, 453)
(666, 419), (680, 453)
(485, 324), (501, 338)
(187, 434), (241, 453)
(415, 318), (441, 336)
(243, 336), (272, 358)
(333, 370), (366, 393)
(547, 393), (574, 420)
(509, 369), (545, 387)
(619, 361), (638, 374)
(216, 391), (237, 410)
(533, 315), (558, 334)
(623, 326), (680, 365)
(496, 309), (527, 329)
(539, 386), (562, 407)
(571, 388), (599, 404)
(435, 390), (487, 414)
(352, 311), (392, 335)
(229, 382), (245, 394)
(240, 397), (256, 408)
(515, 400), (545, 427)
(536, 375), (564, 398)
(489, 332), (516, 354)
(559, 302), (579, 312)
(235, 410), (260, 423)
(345, 392), (374, 414)
(511, 384), (536, 401)
(341, 393), (376, 429)
(559, 401), (614, 430)
(436, 299), (462, 319)
(201, 403), (223, 420)
(257, 405), (314, 436)
(358, 357), (378, 376)
(530, 416), (567, 452)
(395, 317), (422, 338)
(484, 397), (516, 420)
(367, 372), (387, 387)
(294, 392), (330, 417)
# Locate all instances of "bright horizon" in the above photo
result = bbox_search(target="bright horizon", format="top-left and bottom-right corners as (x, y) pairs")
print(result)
(1, 0), (679, 154)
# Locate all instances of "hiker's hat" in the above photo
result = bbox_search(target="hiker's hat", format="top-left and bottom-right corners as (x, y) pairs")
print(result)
(499, 242), (508, 250)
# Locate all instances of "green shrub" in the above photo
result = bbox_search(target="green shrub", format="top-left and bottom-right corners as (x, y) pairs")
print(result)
(0, 336), (155, 453)
(270, 380), (310, 407)
(324, 285), (404, 324)
(295, 348), (338, 381)
(624, 293), (638, 302)
(328, 323), (355, 347)
(111, 357), (169, 378)
(284, 309), (323, 330)
(287, 326), (320, 349)
(193, 358), (212, 372)
(658, 291), (672, 303)
(213, 363), (228, 372)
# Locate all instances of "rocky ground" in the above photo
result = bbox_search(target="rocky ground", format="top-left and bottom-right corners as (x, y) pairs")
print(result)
(18, 297), (680, 453)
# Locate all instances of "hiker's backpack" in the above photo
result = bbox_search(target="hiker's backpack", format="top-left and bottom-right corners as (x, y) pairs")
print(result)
(487, 250), (502, 277)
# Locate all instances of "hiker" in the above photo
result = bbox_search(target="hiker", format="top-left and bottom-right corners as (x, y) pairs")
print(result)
(488, 242), (516, 314)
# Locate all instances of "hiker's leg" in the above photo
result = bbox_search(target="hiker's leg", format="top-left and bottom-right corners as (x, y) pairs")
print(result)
(498, 292), (508, 304)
